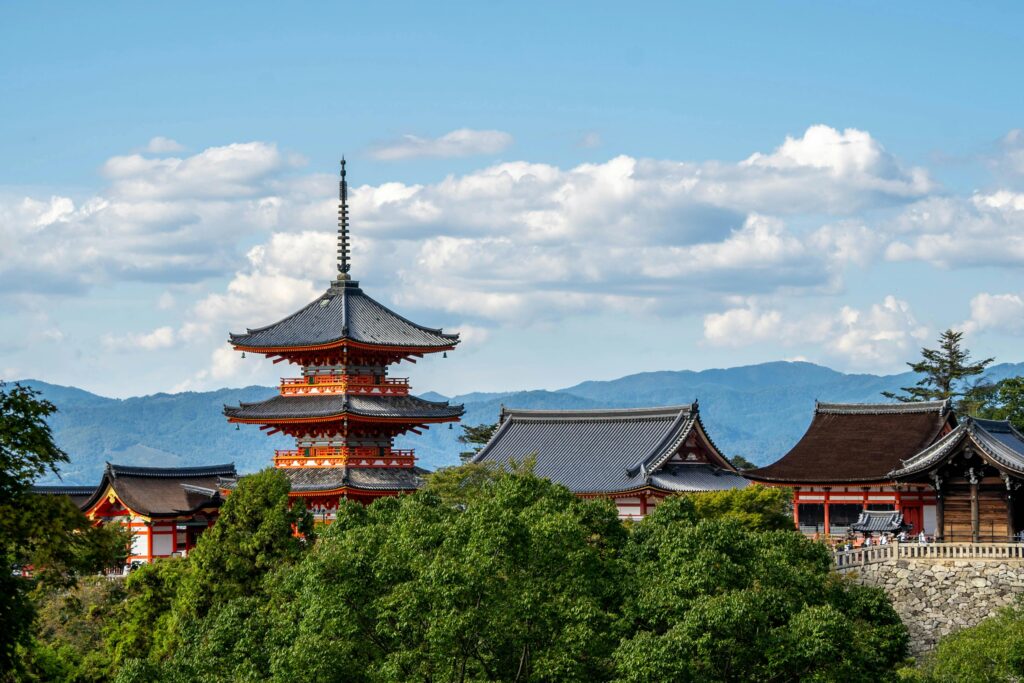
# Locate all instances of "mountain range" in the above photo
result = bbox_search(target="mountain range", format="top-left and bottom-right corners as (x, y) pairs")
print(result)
(19, 360), (1024, 486)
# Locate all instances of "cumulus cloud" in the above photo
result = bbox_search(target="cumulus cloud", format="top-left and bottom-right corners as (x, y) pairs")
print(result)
(961, 292), (1024, 335)
(703, 296), (928, 369)
(144, 137), (185, 154)
(370, 129), (514, 161)
(102, 326), (177, 351)
(886, 191), (1024, 268)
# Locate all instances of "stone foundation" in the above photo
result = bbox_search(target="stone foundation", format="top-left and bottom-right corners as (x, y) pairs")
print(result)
(847, 558), (1024, 655)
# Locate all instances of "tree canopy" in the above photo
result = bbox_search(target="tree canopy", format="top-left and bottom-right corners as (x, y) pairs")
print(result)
(12, 464), (909, 682)
(882, 329), (993, 405)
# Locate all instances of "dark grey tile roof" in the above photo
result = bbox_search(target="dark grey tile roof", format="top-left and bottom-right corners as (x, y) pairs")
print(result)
(472, 405), (747, 495)
(816, 400), (951, 415)
(850, 510), (906, 533)
(888, 417), (1024, 479)
(282, 466), (428, 492)
(229, 279), (458, 350)
(223, 394), (463, 421)
(32, 485), (97, 508)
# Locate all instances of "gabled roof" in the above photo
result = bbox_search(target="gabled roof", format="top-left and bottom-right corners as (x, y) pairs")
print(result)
(223, 394), (464, 422)
(279, 465), (429, 493)
(888, 417), (1024, 479)
(32, 485), (97, 508)
(229, 279), (459, 351)
(747, 400), (954, 484)
(850, 510), (907, 533)
(471, 404), (748, 495)
(81, 463), (236, 518)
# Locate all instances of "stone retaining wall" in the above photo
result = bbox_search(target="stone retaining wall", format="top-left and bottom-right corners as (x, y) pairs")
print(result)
(848, 558), (1024, 654)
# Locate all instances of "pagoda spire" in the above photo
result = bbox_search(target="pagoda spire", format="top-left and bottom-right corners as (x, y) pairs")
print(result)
(337, 157), (351, 280)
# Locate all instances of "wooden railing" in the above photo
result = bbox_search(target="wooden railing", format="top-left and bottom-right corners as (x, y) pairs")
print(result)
(279, 375), (409, 396)
(273, 447), (415, 468)
(834, 542), (1024, 570)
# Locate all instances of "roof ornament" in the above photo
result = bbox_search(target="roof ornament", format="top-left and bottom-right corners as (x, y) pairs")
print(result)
(337, 157), (351, 281)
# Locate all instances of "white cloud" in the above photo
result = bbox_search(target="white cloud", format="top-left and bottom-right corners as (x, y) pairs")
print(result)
(886, 191), (1024, 268)
(102, 326), (176, 351)
(703, 296), (927, 370)
(578, 132), (602, 149)
(144, 137), (185, 154)
(370, 129), (514, 161)
(961, 292), (1024, 335)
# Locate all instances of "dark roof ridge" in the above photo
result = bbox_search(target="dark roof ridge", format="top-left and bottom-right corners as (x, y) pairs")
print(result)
(815, 399), (950, 415)
(108, 463), (237, 478)
(32, 485), (96, 495)
(229, 282), (459, 343)
(503, 404), (695, 422)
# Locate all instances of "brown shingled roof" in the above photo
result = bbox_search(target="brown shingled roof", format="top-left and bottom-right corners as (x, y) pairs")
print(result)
(81, 463), (236, 518)
(746, 401), (955, 484)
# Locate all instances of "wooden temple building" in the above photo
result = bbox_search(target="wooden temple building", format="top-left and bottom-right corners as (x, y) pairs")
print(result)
(887, 417), (1024, 542)
(746, 401), (956, 537)
(223, 160), (463, 518)
(472, 404), (748, 519)
(77, 463), (236, 562)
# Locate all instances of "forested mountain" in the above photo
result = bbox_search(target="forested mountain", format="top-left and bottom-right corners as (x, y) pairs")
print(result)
(20, 360), (1024, 485)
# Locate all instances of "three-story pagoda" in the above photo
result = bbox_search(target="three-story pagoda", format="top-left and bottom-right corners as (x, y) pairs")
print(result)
(224, 160), (463, 518)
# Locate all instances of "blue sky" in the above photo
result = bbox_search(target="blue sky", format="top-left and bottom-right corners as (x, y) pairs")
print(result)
(2, 2), (1024, 398)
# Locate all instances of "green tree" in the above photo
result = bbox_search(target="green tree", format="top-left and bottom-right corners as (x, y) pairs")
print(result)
(173, 468), (313, 621)
(105, 559), (190, 672)
(688, 484), (794, 531)
(0, 382), (128, 679)
(614, 496), (908, 682)
(728, 454), (757, 471)
(916, 601), (1024, 682)
(975, 376), (1024, 430)
(882, 329), (993, 405)
(457, 422), (497, 462)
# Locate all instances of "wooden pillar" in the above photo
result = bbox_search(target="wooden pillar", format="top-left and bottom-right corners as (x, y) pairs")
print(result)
(1007, 491), (1015, 542)
(792, 499), (799, 530)
(640, 494), (649, 518)
(146, 522), (153, 562)
(823, 496), (831, 536)
(936, 490), (945, 542)
(970, 471), (980, 544)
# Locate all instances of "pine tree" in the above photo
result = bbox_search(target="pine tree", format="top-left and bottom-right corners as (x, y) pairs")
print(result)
(457, 422), (498, 463)
(882, 329), (993, 404)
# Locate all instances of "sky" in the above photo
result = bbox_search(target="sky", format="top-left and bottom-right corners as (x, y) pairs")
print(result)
(2, 1), (1024, 399)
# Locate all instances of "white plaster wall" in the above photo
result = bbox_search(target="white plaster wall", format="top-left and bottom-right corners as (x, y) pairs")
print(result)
(923, 505), (937, 534)
(152, 531), (174, 556)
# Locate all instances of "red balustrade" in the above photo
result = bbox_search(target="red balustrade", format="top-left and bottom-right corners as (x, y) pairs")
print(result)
(273, 446), (416, 468)
(279, 375), (410, 396)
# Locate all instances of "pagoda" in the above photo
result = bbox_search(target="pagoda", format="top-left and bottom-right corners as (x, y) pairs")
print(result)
(224, 160), (463, 519)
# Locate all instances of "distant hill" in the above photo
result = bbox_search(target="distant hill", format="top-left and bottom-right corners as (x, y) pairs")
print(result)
(19, 360), (1024, 485)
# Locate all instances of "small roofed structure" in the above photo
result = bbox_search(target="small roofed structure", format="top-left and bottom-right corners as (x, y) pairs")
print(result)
(849, 510), (907, 534)
(887, 417), (1024, 542)
(471, 404), (748, 520)
(81, 463), (236, 563)
(747, 401), (956, 537)
(32, 484), (97, 508)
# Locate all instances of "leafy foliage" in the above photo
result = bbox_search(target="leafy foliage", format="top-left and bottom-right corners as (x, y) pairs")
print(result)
(457, 421), (498, 462)
(615, 496), (907, 682)
(728, 454), (757, 470)
(882, 329), (993, 405)
(0, 382), (129, 680)
(914, 601), (1024, 681)
(973, 376), (1024, 429)
(16, 464), (910, 682)
(688, 484), (794, 531)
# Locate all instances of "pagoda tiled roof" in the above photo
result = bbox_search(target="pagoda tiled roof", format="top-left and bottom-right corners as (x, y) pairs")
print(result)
(229, 280), (458, 351)
(887, 417), (1024, 479)
(746, 400), (954, 484)
(850, 510), (907, 533)
(280, 465), (429, 492)
(81, 463), (236, 518)
(223, 394), (464, 421)
(471, 405), (748, 495)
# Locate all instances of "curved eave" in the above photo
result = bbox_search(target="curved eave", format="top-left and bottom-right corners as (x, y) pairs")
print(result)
(888, 421), (1024, 480)
(230, 338), (457, 355)
(287, 486), (419, 497)
(743, 473), (902, 486)
(226, 412), (463, 425)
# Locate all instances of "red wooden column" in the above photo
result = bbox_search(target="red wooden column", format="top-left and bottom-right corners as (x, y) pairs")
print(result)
(145, 522), (153, 562)
(823, 493), (831, 536)
(639, 494), (649, 518)
(792, 498), (799, 529)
